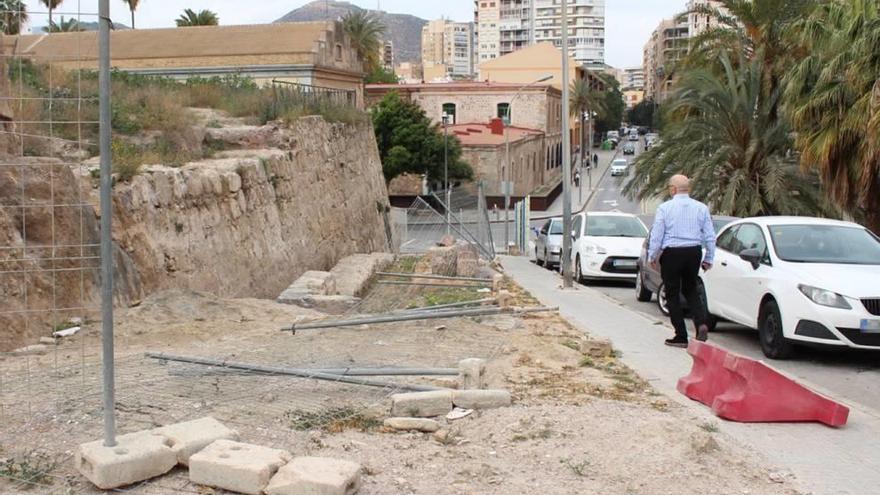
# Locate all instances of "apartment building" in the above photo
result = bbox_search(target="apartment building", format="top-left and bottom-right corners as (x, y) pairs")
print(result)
(421, 19), (475, 78)
(643, 18), (689, 102)
(687, 0), (731, 37)
(381, 40), (394, 71)
(475, 0), (605, 69)
(620, 67), (645, 90)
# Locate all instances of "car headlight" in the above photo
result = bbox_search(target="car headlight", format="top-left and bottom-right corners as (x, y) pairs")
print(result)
(586, 245), (607, 255)
(797, 284), (852, 309)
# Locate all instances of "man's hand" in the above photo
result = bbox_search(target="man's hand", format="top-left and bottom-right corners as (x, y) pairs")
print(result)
(701, 261), (713, 271)
(650, 259), (659, 271)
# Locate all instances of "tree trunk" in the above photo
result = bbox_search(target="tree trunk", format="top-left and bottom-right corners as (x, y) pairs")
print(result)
(131, 10), (135, 29)
(48, 8), (53, 31)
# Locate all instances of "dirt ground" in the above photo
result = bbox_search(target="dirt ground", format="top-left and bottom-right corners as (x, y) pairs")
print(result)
(0, 276), (804, 495)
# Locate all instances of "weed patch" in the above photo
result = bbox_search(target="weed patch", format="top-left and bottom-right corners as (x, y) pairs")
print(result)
(284, 407), (381, 433)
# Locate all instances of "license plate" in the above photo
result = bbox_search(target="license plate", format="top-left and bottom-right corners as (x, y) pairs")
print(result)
(614, 260), (637, 268)
(860, 319), (880, 334)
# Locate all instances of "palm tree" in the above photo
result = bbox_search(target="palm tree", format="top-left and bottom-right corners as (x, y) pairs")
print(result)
(569, 77), (607, 166)
(0, 0), (28, 35)
(681, 0), (814, 121)
(43, 15), (83, 32)
(341, 10), (386, 73)
(39, 0), (62, 30)
(624, 51), (826, 218)
(122, 0), (140, 29)
(175, 8), (218, 27)
(785, 0), (880, 232)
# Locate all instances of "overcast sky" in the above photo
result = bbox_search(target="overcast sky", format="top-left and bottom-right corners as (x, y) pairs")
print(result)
(27, 0), (689, 68)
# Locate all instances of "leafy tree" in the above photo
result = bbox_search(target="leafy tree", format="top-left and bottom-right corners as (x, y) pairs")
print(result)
(570, 78), (607, 160)
(624, 51), (826, 218)
(594, 75), (624, 135)
(122, 0), (140, 29)
(0, 0), (27, 35)
(371, 91), (473, 184)
(627, 99), (655, 128)
(365, 66), (398, 84)
(175, 8), (218, 27)
(785, 0), (880, 232)
(43, 16), (84, 32)
(342, 10), (386, 74)
(39, 0), (61, 30)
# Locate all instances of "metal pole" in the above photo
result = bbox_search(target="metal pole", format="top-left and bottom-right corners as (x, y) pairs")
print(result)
(98, 0), (116, 448)
(377, 272), (493, 283)
(145, 353), (444, 392)
(401, 298), (497, 312)
(444, 117), (450, 235)
(588, 109), (593, 190)
(282, 306), (558, 332)
(561, 0), (574, 288)
(504, 111), (511, 253)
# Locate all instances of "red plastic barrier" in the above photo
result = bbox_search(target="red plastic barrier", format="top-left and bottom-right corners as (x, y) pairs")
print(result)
(711, 354), (850, 427)
(676, 341), (734, 407)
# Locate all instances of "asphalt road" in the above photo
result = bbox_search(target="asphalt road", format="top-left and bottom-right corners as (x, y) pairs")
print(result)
(539, 138), (880, 415)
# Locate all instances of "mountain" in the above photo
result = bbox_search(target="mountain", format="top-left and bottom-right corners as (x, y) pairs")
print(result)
(275, 0), (426, 65)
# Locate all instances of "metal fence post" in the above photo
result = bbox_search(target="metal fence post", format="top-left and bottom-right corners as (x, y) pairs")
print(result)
(98, 0), (116, 448)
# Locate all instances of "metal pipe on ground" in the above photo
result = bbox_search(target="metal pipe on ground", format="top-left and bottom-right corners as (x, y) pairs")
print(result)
(376, 272), (493, 284)
(144, 353), (444, 392)
(376, 280), (488, 289)
(400, 298), (497, 313)
(281, 306), (558, 333)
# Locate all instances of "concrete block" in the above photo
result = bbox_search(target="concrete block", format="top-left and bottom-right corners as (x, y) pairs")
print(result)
(75, 431), (177, 490)
(452, 389), (512, 410)
(278, 271), (337, 304)
(189, 440), (291, 495)
(458, 358), (487, 390)
(492, 273), (504, 292)
(383, 417), (441, 433)
(330, 252), (394, 296)
(456, 257), (480, 277)
(390, 390), (453, 417)
(153, 416), (239, 465)
(265, 456), (362, 495)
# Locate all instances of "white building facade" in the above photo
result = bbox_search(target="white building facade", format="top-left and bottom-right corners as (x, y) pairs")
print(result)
(475, 0), (605, 69)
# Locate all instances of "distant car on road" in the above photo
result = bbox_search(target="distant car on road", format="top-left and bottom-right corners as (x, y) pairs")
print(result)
(535, 217), (564, 268)
(610, 158), (628, 176)
(628, 130), (639, 141)
(702, 217), (880, 359)
(635, 216), (739, 316)
(622, 143), (636, 155)
(567, 212), (648, 283)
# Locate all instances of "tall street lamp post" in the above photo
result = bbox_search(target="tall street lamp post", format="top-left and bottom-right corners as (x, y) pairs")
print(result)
(443, 112), (450, 234)
(504, 74), (554, 253)
(561, 0), (573, 288)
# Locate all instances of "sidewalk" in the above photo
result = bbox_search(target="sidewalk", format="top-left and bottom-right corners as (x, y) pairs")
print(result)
(499, 254), (880, 495)
(537, 147), (618, 219)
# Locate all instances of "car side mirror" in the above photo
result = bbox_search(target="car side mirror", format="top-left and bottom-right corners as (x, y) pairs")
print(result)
(739, 248), (762, 270)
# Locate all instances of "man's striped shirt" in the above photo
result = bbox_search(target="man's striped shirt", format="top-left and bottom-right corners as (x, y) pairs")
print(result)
(648, 194), (716, 264)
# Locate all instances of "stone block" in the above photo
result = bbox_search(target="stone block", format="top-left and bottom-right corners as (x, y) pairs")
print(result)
(292, 295), (361, 315)
(437, 234), (456, 247)
(75, 431), (177, 490)
(582, 339), (614, 358)
(278, 271), (337, 304)
(452, 389), (512, 410)
(497, 289), (513, 309)
(458, 358), (486, 390)
(189, 440), (291, 495)
(330, 252), (394, 297)
(153, 416), (239, 466)
(390, 390), (453, 418)
(492, 274), (504, 292)
(265, 456), (362, 495)
(428, 246), (457, 276)
(456, 257), (480, 278)
(383, 417), (441, 433)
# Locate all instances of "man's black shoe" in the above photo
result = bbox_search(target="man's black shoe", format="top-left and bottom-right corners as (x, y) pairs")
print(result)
(696, 324), (709, 342)
(664, 337), (689, 348)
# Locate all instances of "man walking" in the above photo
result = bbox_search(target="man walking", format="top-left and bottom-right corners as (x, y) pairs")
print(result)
(648, 175), (716, 347)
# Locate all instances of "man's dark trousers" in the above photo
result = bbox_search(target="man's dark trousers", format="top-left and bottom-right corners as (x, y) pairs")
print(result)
(660, 245), (708, 340)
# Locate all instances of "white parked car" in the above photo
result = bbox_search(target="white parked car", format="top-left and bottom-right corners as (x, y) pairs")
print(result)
(610, 158), (628, 176)
(535, 217), (564, 268)
(568, 212), (648, 283)
(702, 217), (880, 359)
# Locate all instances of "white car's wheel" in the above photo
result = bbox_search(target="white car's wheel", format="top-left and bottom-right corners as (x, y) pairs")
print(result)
(657, 283), (670, 316)
(635, 268), (652, 302)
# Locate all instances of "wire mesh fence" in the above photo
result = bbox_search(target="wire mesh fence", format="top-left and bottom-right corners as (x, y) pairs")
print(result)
(396, 183), (497, 259)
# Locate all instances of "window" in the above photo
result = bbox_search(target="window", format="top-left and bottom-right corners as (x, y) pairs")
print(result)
(769, 224), (880, 265)
(441, 103), (456, 124)
(716, 226), (739, 252)
(730, 224), (768, 258)
(334, 44), (343, 61)
(540, 220), (550, 235)
(572, 215), (583, 238)
(497, 103), (511, 124)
